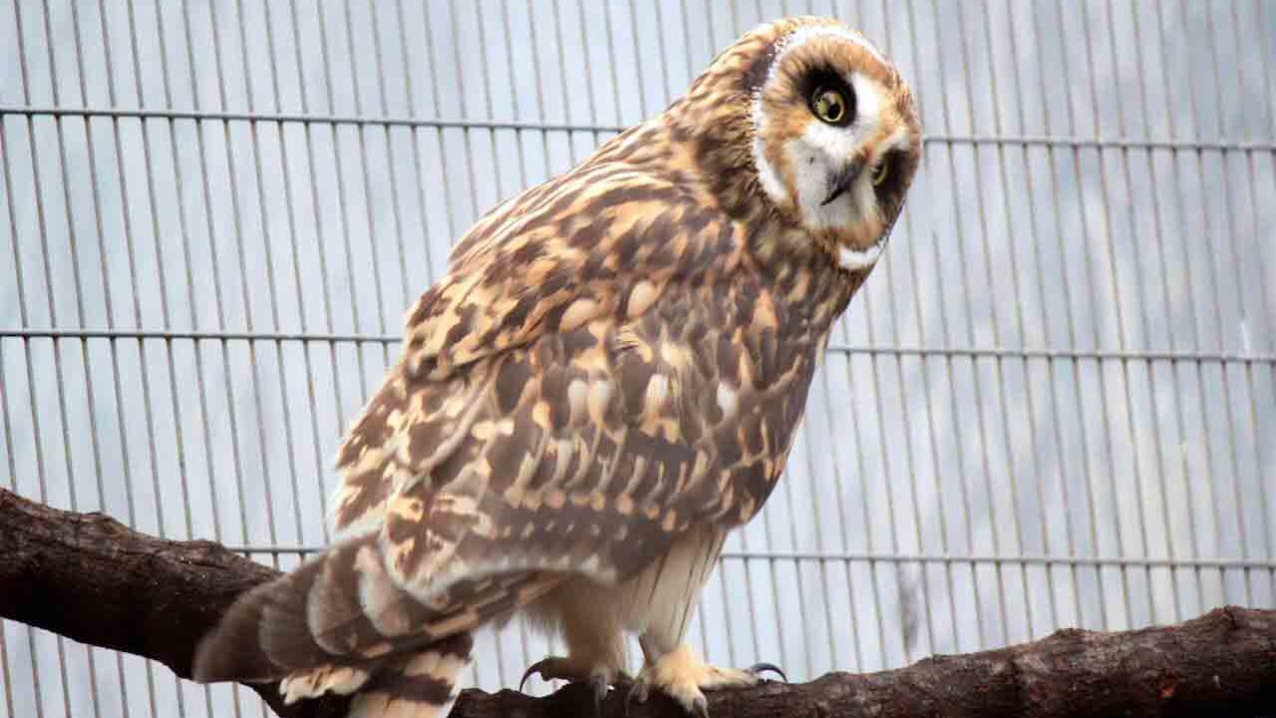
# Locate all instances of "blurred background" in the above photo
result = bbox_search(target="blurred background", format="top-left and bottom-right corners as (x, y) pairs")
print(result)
(0, 0), (1273, 716)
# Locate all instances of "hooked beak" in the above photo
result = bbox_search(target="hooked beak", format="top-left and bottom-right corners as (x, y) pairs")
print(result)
(821, 158), (864, 207)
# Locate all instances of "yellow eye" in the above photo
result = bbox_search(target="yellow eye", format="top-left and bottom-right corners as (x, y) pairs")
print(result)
(811, 87), (848, 125)
(872, 162), (889, 186)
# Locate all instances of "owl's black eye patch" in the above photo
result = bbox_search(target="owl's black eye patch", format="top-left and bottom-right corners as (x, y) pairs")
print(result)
(800, 68), (856, 127)
(873, 148), (911, 203)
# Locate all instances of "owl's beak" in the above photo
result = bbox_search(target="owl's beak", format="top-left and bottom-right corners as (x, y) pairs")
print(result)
(821, 158), (864, 206)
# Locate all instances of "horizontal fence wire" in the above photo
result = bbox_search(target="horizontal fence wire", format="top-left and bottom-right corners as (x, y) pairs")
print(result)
(221, 545), (1276, 571)
(2, 103), (1275, 153)
(3, 328), (1275, 366)
(1, 0), (1273, 717)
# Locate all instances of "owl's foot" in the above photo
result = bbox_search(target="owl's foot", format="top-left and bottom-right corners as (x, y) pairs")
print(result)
(626, 645), (785, 717)
(519, 656), (620, 716)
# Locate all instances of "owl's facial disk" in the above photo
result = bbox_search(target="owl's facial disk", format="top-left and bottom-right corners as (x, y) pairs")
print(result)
(750, 23), (921, 273)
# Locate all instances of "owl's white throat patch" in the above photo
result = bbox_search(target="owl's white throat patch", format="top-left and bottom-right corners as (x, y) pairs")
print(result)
(837, 242), (884, 272)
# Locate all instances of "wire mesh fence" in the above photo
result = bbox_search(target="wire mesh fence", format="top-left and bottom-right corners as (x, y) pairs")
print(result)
(1, 0), (1273, 716)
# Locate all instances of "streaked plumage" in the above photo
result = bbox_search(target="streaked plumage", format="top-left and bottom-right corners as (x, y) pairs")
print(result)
(194, 16), (921, 718)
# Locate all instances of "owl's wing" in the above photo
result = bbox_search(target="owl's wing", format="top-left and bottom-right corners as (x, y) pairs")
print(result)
(194, 165), (817, 686)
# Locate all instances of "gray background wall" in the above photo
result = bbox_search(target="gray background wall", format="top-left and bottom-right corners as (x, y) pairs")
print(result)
(0, 1), (1273, 716)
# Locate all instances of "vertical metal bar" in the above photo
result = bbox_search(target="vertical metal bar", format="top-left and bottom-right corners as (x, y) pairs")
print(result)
(367, 0), (413, 311)
(1125, 0), (1186, 624)
(1200, 0), (1257, 608)
(565, 0), (606, 157)
(1144, 0), (1207, 618)
(258, 0), (331, 555)
(1039, 0), (1118, 631)
(974, 0), (1043, 641)
(1091, 0), (1164, 625)
(429, 0), (483, 231)
(286, 0), (348, 548)
(893, 0), (954, 663)
(599, 1), (626, 125)
(1001, 0), (1067, 633)
(900, 0), (967, 658)
(951, 0), (1015, 647)
(231, 0), (312, 579)
(625, 1), (650, 116)
(1063, 0), (1135, 629)
(806, 334), (857, 673)
(314, 0), (375, 552)
(1024, 0), (1096, 629)
(416, 0), (465, 243)
(208, 0), (286, 580)
(393, 0), (440, 283)
(1236, 0), (1276, 601)
(1168, 0), (1229, 609)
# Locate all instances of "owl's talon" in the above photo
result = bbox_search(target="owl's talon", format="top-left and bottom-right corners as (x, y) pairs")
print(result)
(519, 656), (586, 692)
(629, 644), (764, 716)
(518, 661), (544, 692)
(746, 662), (787, 683)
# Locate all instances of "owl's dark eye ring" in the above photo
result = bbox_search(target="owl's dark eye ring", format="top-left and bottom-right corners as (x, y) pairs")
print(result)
(810, 86), (852, 127)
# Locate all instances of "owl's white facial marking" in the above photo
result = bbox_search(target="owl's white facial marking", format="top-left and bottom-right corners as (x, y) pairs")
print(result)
(789, 72), (885, 232)
(750, 24), (904, 271)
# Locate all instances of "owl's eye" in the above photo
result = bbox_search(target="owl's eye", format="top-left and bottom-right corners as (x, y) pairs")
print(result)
(810, 87), (851, 126)
(872, 162), (889, 186)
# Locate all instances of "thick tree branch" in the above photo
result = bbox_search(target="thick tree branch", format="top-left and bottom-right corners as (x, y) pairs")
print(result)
(1, 486), (1273, 718)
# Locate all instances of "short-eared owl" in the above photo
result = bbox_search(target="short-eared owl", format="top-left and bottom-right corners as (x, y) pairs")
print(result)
(194, 16), (921, 718)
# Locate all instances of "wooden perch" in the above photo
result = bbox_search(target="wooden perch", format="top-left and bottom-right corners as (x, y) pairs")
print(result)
(1, 486), (1274, 718)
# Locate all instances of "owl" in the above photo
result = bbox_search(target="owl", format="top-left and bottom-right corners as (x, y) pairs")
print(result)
(193, 16), (921, 718)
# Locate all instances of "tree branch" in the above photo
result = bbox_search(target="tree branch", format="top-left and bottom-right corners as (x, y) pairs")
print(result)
(1, 487), (1273, 717)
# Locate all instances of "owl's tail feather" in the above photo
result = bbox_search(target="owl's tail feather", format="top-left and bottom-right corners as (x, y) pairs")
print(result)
(280, 635), (473, 718)
(194, 534), (431, 683)
(192, 532), (474, 716)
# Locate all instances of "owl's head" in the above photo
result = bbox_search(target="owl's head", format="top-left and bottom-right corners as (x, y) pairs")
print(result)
(678, 17), (921, 273)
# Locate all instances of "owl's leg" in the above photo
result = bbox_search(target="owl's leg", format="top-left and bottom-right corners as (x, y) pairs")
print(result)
(519, 581), (627, 713)
(623, 527), (784, 716)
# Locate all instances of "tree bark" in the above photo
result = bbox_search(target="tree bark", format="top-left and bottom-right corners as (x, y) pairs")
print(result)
(1, 486), (1273, 718)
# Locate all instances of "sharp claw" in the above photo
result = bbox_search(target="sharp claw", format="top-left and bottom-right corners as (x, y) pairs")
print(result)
(746, 662), (788, 683)
(690, 694), (709, 718)
(519, 659), (548, 693)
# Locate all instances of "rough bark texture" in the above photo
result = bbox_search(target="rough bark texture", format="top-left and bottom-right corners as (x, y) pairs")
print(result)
(1, 486), (1274, 718)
